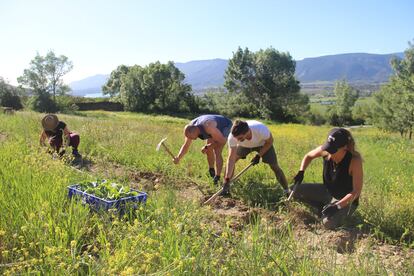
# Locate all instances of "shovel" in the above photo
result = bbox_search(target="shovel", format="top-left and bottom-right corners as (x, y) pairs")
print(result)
(203, 162), (254, 205)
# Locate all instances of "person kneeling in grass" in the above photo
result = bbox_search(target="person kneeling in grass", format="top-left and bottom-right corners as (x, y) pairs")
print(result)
(221, 119), (289, 196)
(291, 128), (363, 230)
(173, 114), (232, 185)
(39, 114), (81, 158)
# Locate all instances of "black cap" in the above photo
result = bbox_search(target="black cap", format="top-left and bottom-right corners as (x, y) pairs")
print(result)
(321, 128), (350, 154)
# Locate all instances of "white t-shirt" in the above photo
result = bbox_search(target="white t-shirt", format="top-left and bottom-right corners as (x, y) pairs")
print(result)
(228, 120), (271, 148)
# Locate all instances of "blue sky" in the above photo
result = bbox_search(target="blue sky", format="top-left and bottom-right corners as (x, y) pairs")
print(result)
(1, 0), (413, 84)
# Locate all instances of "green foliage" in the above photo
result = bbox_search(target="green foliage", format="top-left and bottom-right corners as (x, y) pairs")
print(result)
(102, 64), (129, 97)
(373, 41), (414, 139)
(1, 112), (413, 274)
(0, 77), (23, 110)
(17, 51), (73, 102)
(352, 101), (372, 125)
(327, 80), (359, 126)
(27, 92), (58, 113)
(224, 47), (309, 121)
(76, 179), (138, 200)
(109, 62), (197, 114)
(197, 91), (257, 118)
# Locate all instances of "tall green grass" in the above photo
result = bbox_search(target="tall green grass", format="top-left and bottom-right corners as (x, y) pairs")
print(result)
(0, 111), (413, 274)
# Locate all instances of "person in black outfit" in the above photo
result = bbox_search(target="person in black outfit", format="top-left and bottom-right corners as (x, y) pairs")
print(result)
(291, 128), (363, 229)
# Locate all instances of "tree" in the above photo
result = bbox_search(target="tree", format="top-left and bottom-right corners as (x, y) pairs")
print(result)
(373, 40), (414, 139)
(102, 65), (130, 97)
(117, 61), (196, 114)
(18, 51), (73, 103)
(0, 77), (23, 110)
(328, 80), (359, 126)
(224, 47), (308, 121)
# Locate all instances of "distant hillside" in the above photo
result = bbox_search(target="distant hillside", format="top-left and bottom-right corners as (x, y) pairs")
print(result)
(175, 59), (228, 90)
(69, 52), (404, 96)
(69, 74), (109, 96)
(296, 52), (404, 83)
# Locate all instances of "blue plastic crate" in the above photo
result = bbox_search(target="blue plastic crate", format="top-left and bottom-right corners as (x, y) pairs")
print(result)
(68, 184), (147, 211)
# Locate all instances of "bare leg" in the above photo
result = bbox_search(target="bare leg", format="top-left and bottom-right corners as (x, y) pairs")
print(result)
(205, 139), (215, 174)
(213, 144), (224, 177)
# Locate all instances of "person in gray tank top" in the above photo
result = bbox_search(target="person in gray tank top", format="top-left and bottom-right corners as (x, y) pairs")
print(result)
(291, 128), (363, 230)
(173, 115), (232, 184)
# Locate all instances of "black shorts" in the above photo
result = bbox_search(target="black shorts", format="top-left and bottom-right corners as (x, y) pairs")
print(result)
(236, 145), (278, 165)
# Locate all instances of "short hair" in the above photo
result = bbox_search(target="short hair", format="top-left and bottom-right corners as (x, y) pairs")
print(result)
(231, 120), (249, 136)
(184, 125), (199, 137)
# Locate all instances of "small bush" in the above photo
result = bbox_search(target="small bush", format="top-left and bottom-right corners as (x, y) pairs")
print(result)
(27, 92), (58, 113)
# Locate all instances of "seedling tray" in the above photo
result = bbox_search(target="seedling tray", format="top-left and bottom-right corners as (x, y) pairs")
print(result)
(68, 184), (147, 211)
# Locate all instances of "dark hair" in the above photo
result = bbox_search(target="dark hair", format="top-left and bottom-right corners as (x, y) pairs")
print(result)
(231, 120), (249, 136)
(342, 128), (361, 159)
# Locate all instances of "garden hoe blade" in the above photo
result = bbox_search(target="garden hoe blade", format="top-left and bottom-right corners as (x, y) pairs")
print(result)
(156, 137), (175, 158)
(287, 185), (297, 201)
(282, 181), (300, 206)
(156, 137), (168, 151)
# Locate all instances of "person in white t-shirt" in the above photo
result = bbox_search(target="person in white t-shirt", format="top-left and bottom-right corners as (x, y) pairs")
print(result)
(220, 119), (289, 196)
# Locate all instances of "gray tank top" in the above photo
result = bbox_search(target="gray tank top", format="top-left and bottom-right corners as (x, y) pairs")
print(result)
(190, 115), (232, 140)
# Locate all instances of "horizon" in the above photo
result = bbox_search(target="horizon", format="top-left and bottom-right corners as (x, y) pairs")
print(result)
(1, 0), (413, 85)
(70, 51), (406, 86)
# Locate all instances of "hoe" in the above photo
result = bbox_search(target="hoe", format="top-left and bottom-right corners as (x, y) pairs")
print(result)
(203, 162), (254, 205)
(156, 137), (175, 158)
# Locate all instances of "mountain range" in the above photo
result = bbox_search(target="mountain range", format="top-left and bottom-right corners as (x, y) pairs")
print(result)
(69, 52), (404, 97)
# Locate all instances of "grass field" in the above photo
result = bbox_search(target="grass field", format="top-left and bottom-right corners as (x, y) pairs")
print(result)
(0, 111), (413, 274)
(310, 96), (375, 116)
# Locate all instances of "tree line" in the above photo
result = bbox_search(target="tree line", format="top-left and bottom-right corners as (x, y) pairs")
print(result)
(3, 42), (413, 139)
(103, 47), (310, 122)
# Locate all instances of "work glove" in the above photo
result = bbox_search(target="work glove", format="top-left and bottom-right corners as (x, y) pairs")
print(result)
(250, 154), (261, 166)
(208, 168), (215, 178)
(321, 203), (340, 218)
(293, 170), (305, 185)
(219, 179), (231, 197)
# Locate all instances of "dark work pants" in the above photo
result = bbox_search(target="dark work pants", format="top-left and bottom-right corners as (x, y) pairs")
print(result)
(292, 183), (357, 229)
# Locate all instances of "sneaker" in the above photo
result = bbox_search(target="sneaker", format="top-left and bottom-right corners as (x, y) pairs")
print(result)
(208, 168), (215, 178)
(219, 182), (231, 197)
(72, 149), (82, 158)
(213, 175), (220, 185)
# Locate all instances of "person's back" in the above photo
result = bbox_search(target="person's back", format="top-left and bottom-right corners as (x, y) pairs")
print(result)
(190, 115), (232, 140)
(174, 114), (233, 184)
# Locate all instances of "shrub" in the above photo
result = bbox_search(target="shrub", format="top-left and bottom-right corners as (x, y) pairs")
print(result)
(27, 92), (58, 113)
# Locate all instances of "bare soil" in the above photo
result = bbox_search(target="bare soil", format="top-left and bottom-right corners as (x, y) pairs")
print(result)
(72, 157), (414, 272)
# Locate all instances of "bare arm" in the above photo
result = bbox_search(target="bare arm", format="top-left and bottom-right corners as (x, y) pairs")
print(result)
(224, 146), (238, 181)
(336, 157), (363, 208)
(174, 137), (193, 164)
(39, 130), (47, 146)
(258, 133), (273, 157)
(299, 146), (326, 171)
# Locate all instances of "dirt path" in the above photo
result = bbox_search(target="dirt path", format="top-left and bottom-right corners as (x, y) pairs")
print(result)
(73, 156), (414, 272)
